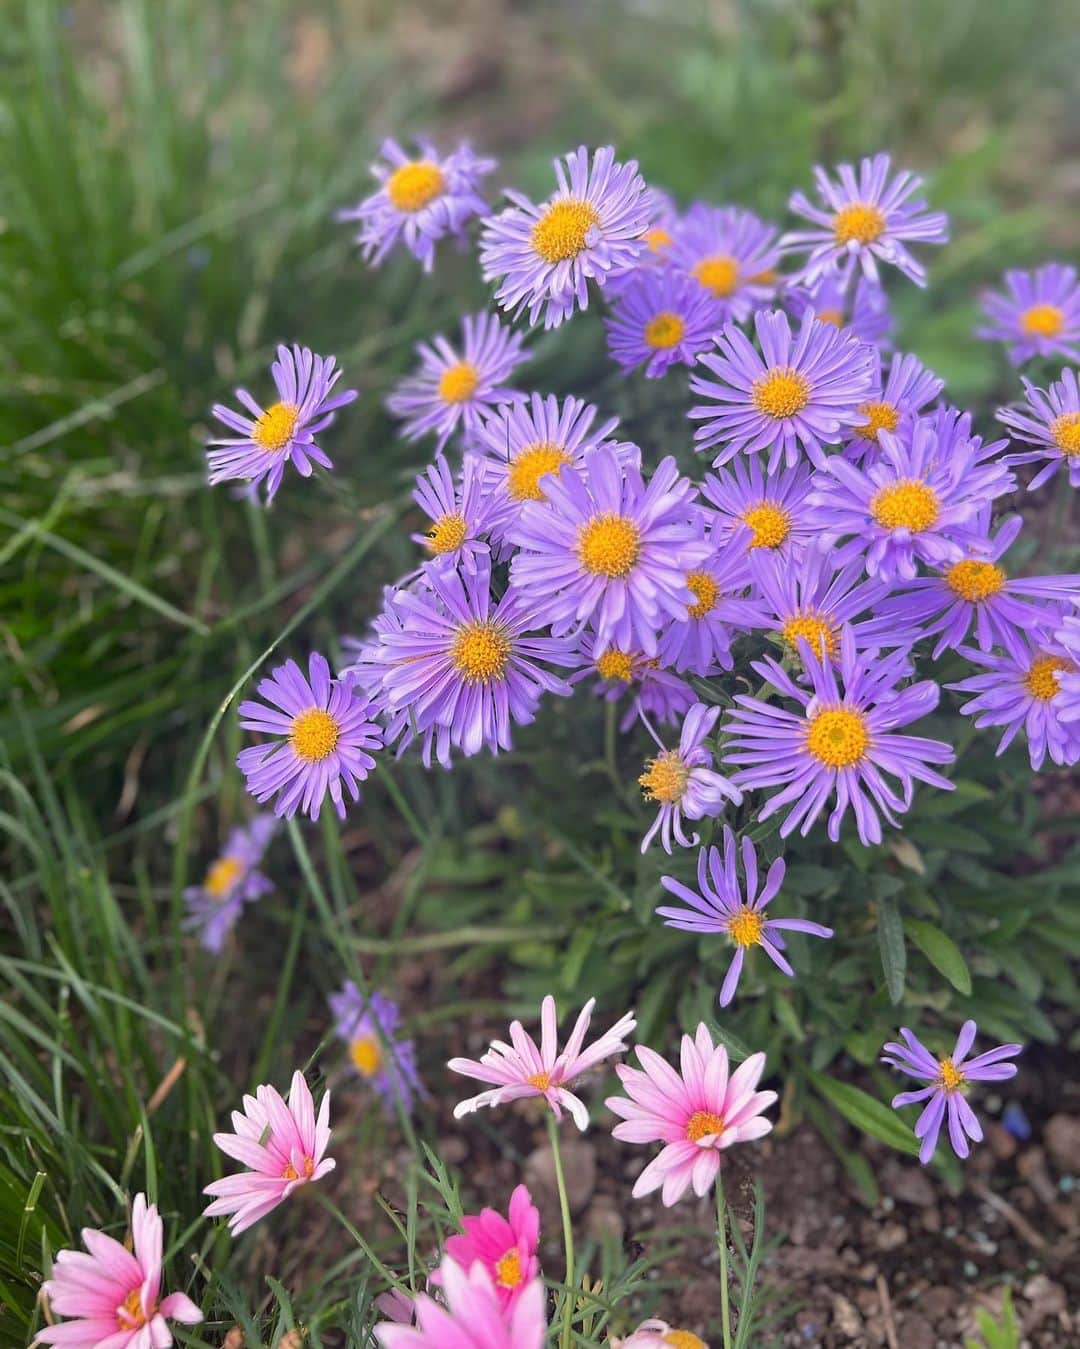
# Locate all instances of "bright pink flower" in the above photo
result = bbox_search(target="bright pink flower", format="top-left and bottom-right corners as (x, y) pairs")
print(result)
(606, 1024), (776, 1206)
(610, 1320), (710, 1349)
(448, 995), (636, 1130)
(443, 1184), (540, 1310)
(203, 1070), (335, 1235)
(375, 1255), (546, 1349)
(39, 1193), (202, 1349)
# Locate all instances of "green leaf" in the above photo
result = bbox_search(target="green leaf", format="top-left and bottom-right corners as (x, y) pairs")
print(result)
(876, 896), (906, 1004)
(807, 1071), (921, 1158)
(905, 919), (972, 995)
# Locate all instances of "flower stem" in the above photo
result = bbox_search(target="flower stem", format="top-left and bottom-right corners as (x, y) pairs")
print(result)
(716, 1171), (732, 1349)
(547, 1112), (575, 1349)
(315, 1191), (412, 1297)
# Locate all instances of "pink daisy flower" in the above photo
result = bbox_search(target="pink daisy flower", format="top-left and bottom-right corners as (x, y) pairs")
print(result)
(39, 1193), (202, 1349)
(442, 1184), (540, 1311)
(606, 1025), (776, 1206)
(203, 1070), (335, 1235)
(448, 994), (636, 1130)
(375, 1254), (546, 1349)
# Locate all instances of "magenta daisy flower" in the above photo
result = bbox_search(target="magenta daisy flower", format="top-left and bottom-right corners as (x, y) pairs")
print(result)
(606, 1025), (776, 1206)
(977, 264), (1080, 365)
(375, 1255), (546, 1349)
(638, 704), (742, 854)
(337, 137), (495, 272)
(783, 153), (949, 288)
(237, 652), (383, 821)
(329, 983), (422, 1115)
(688, 308), (876, 471)
(567, 632), (697, 733)
(604, 269), (722, 378)
(997, 367), (1080, 490)
(699, 458), (815, 558)
(183, 814), (276, 954)
(410, 454), (503, 575)
(724, 628), (955, 845)
(208, 345), (357, 503)
(480, 145), (652, 328)
(203, 1070), (335, 1235)
(657, 525), (764, 676)
(883, 1021), (1022, 1165)
(669, 203), (781, 322)
(448, 994), (636, 1130)
(843, 351), (944, 461)
(443, 1185), (540, 1312)
(386, 312), (528, 450)
(784, 273), (894, 349)
(508, 446), (707, 657)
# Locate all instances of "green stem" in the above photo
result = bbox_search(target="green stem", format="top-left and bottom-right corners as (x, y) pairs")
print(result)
(547, 1112), (575, 1349)
(716, 1171), (732, 1349)
(315, 1191), (412, 1297)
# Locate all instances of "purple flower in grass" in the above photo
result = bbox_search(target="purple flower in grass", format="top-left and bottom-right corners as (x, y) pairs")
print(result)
(977, 265), (1080, 366)
(238, 653), (382, 821)
(883, 1021), (1021, 1165)
(184, 815), (276, 953)
(784, 273), (894, 349)
(724, 628), (955, 846)
(700, 458), (815, 558)
(208, 345), (357, 503)
(338, 138), (495, 271)
(669, 204), (781, 322)
(657, 525), (765, 677)
(659, 831), (833, 1006)
(411, 454), (502, 575)
(604, 269), (722, 378)
(386, 312), (528, 450)
(638, 704), (742, 854)
(843, 351), (944, 461)
(1054, 614), (1080, 724)
(568, 632), (696, 733)
(689, 308), (876, 471)
(997, 368), (1080, 490)
(783, 153), (948, 288)
(480, 145), (652, 328)
(329, 983), (422, 1114)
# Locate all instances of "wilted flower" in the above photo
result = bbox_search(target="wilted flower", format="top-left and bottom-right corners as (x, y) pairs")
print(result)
(977, 264), (1080, 365)
(638, 704), (742, 854)
(997, 367), (1080, 490)
(375, 1255), (545, 1349)
(443, 1185), (540, 1311)
(329, 983), (422, 1114)
(183, 814), (276, 953)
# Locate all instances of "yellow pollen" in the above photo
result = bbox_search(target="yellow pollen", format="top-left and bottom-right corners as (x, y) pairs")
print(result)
(578, 513), (641, 578)
(870, 479), (941, 533)
(937, 1058), (965, 1093)
(664, 1333), (708, 1349)
(507, 442), (571, 502)
(805, 707), (870, 768)
(856, 399), (900, 441)
(495, 1249), (524, 1289)
(833, 202), (887, 246)
(644, 311), (686, 349)
(815, 308), (844, 327)
(437, 361), (480, 404)
(253, 401), (300, 452)
(1020, 303), (1064, 338)
(350, 1034), (382, 1077)
(282, 1155), (315, 1183)
(639, 750), (689, 805)
(727, 906), (764, 949)
(781, 612), (838, 661)
(426, 512), (468, 555)
(946, 559), (1006, 603)
(693, 254), (740, 298)
(1024, 654), (1073, 702)
(686, 1110), (725, 1143)
(289, 708), (340, 762)
(204, 855), (243, 899)
(450, 621), (512, 683)
(645, 225), (673, 252)
(686, 570), (720, 619)
(526, 1071), (552, 1090)
(117, 1288), (147, 1330)
(386, 160), (445, 213)
(596, 649), (635, 682)
(741, 501), (791, 550)
(1050, 412), (1080, 457)
(752, 367), (811, 420)
(531, 198), (600, 263)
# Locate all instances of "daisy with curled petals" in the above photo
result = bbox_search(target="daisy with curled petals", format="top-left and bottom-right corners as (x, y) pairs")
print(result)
(39, 1194), (202, 1349)
(208, 344), (357, 503)
(386, 312), (527, 450)
(783, 152), (949, 288)
(784, 272), (894, 349)
(480, 145), (652, 328)
(658, 830), (833, 1006)
(997, 367), (1080, 490)
(237, 653), (382, 821)
(338, 137), (495, 272)
(606, 1024), (776, 1206)
(375, 1255), (546, 1349)
(977, 264), (1080, 366)
(669, 203), (781, 322)
(448, 993), (636, 1130)
(638, 704), (742, 854)
(699, 458), (814, 558)
(604, 269), (723, 378)
(882, 1021), (1022, 1165)
(183, 814), (276, 954)
(610, 1320), (709, 1349)
(443, 1185), (540, 1312)
(410, 454), (502, 575)
(724, 628), (955, 846)
(688, 308), (876, 471)
(843, 351), (944, 462)
(204, 1070), (334, 1235)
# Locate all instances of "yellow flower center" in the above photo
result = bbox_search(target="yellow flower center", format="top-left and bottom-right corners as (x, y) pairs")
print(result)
(596, 649), (635, 683)
(815, 308), (844, 328)
(1020, 303), (1064, 338)
(204, 855), (243, 899)
(856, 399), (900, 441)
(1050, 412), (1080, 457)
(639, 750), (690, 805)
(645, 225), (673, 253)
(945, 559), (1006, 603)
(740, 501), (792, 550)
(833, 202), (887, 246)
(781, 612), (838, 661)
(805, 707), (870, 768)
(692, 254), (740, 298)
(686, 1110), (725, 1143)
(937, 1058), (965, 1093)
(426, 512), (468, 555)
(644, 311), (686, 349)
(752, 368), (811, 420)
(495, 1249), (524, 1288)
(664, 1333), (708, 1349)
(578, 513), (641, 578)
(289, 708), (340, 762)
(531, 198), (600, 263)
(526, 1071), (552, 1090)
(507, 443), (571, 502)
(870, 479), (941, 533)
(437, 361), (480, 404)
(1024, 654), (1072, 702)
(350, 1034), (382, 1077)
(117, 1288), (148, 1330)
(282, 1155), (315, 1182)
(728, 906), (764, 948)
(253, 401), (300, 452)
(450, 621), (512, 683)
(386, 160), (445, 213)
(686, 570), (720, 619)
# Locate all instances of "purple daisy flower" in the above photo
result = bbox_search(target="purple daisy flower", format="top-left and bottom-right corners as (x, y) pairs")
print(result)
(638, 704), (742, 854)
(688, 308), (876, 471)
(783, 153), (949, 288)
(658, 831), (833, 1006)
(977, 264), (1080, 366)
(604, 269), (722, 378)
(508, 445), (707, 657)
(843, 352), (944, 462)
(882, 1021), (1021, 1165)
(604, 188), (681, 294)
(183, 815), (276, 954)
(329, 983), (423, 1115)
(784, 273), (894, 349)
(386, 312), (528, 450)
(997, 367), (1080, 490)
(480, 145), (652, 328)
(237, 653), (383, 821)
(567, 632), (697, 733)
(410, 454), (503, 576)
(699, 458), (815, 558)
(657, 525), (765, 676)
(668, 204), (781, 323)
(724, 628), (955, 846)
(208, 345), (357, 503)
(337, 137), (495, 272)
(1054, 614), (1080, 725)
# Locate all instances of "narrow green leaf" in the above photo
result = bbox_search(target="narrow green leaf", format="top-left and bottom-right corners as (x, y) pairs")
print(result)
(876, 896), (906, 1004)
(905, 919), (972, 995)
(808, 1071), (921, 1158)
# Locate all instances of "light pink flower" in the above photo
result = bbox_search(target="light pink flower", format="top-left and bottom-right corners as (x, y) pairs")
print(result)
(39, 1193), (202, 1349)
(203, 1070), (335, 1234)
(606, 1024), (776, 1206)
(610, 1320), (710, 1349)
(442, 1184), (540, 1310)
(374, 1254), (545, 1349)
(448, 995), (636, 1130)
